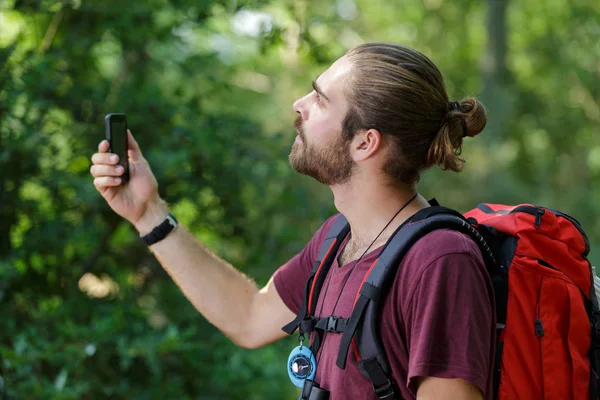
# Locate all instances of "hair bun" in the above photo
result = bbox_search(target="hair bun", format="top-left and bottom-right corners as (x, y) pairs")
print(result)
(447, 101), (467, 137)
(427, 97), (487, 172)
(454, 97), (487, 138)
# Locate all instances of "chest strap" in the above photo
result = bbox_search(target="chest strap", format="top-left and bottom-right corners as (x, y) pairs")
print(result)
(299, 316), (350, 334)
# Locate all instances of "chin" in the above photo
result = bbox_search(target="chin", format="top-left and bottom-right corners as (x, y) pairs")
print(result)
(290, 140), (304, 156)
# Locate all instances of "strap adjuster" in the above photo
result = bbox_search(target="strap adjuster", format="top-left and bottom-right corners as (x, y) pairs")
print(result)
(299, 316), (319, 334)
(326, 317), (338, 332)
(373, 379), (395, 399)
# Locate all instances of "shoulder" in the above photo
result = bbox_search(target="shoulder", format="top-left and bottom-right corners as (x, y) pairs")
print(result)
(392, 228), (490, 313)
(403, 228), (484, 272)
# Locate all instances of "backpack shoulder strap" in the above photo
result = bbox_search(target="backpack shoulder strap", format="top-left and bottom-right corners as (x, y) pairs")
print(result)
(282, 214), (351, 335)
(335, 206), (496, 400)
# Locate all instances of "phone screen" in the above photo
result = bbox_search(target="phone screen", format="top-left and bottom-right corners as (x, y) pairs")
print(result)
(106, 114), (130, 183)
(110, 121), (127, 163)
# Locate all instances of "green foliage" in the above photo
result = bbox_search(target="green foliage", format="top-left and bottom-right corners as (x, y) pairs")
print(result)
(1, 0), (599, 398)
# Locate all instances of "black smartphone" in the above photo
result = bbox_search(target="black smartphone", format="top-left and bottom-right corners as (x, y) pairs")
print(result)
(104, 113), (130, 184)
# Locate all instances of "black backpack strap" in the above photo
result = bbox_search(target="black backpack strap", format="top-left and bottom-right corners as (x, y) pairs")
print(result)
(591, 326), (600, 400)
(587, 297), (600, 400)
(335, 206), (497, 400)
(589, 262), (600, 400)
(282, 214), (351, 335)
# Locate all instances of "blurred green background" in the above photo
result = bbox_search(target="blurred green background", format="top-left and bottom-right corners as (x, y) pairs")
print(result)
(0, 0), (599, 398)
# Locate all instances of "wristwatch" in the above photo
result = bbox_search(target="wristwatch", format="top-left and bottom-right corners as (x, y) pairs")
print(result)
(140, 213), (178, 246)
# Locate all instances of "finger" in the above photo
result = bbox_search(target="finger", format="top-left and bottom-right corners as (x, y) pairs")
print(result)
(90, 164), (125, 178)
(127, 130), (144, 161)
(98, 140), (110, 153)
(94, 176), (122, 189)
(91, 152), (119, 165)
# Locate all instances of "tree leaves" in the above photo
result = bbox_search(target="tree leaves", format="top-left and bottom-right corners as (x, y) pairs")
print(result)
(1, 0), (599, 398)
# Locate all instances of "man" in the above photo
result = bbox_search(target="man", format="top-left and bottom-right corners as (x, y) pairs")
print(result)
(90, 43), (495, 399)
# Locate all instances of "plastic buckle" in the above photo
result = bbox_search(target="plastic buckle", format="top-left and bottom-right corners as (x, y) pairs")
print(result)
(326, 317), (338, 332)
(373, 379), (395, 399)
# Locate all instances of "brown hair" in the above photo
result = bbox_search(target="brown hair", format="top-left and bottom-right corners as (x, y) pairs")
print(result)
(344, 43), (487, 185)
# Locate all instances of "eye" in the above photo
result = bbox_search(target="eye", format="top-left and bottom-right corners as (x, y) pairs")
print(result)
(314, 92), (323, 106)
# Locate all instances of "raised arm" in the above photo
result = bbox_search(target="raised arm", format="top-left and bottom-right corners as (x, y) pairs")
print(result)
(90, 131), (294, 348)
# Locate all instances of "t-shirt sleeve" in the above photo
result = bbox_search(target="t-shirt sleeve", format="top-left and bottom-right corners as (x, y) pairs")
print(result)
(273, 215), (340, 314)
(404, 251), (493, 396)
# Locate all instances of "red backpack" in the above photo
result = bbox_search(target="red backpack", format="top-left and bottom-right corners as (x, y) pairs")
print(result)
(284, 201), (600, 400)
(465, 203), (600, 399)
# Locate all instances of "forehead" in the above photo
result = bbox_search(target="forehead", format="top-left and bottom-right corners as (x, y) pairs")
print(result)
(316, 56), (352, 100)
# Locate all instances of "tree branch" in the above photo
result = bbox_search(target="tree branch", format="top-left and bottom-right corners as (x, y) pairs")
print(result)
(39, 10), (65, 54)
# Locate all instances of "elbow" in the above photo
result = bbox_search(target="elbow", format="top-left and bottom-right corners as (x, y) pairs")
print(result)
(226, 320), (267, 349)
(238, 338), (263, 350)
(230, 332), (265, 350)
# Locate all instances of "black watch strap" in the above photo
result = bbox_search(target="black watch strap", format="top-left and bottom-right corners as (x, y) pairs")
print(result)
(140, 213), (178, 246)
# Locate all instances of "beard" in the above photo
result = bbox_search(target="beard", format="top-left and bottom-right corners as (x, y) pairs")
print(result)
(288, 117), (355, 185)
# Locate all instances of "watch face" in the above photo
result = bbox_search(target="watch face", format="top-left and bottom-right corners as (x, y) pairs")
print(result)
(167, 216), (177, 227)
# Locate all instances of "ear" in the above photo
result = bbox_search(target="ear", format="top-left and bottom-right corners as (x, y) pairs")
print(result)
(352, 128), (382, 162)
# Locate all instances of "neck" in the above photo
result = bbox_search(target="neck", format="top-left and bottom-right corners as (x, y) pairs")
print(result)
(330, 174), (430, 247)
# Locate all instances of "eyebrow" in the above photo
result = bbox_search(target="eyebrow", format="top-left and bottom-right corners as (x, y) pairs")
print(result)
(312, 80), (331, 103)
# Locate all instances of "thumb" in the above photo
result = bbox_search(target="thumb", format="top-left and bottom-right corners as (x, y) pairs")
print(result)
(127, 129), (144, 160)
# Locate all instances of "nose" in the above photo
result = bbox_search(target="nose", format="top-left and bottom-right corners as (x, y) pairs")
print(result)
(293, 95), (308, 121)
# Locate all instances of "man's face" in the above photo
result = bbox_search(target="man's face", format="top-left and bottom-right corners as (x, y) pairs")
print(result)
(289, 56), (356, 186)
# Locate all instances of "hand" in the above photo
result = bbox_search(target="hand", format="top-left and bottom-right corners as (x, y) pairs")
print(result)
(90, 130), (169, 233)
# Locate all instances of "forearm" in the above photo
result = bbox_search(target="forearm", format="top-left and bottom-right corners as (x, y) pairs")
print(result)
(135, 199), (259, 347)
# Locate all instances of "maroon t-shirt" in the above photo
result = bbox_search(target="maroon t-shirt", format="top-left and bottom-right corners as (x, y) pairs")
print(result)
(274, 214), (496, 400)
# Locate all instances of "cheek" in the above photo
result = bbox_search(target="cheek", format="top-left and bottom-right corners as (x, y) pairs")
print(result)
(306, 112), (342, 139)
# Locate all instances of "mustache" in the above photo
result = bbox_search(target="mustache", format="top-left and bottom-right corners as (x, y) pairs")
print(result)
(294, 117), (305, 141)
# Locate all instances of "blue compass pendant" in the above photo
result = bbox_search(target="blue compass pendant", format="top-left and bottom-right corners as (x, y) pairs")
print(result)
(287, 345), (317, 388)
